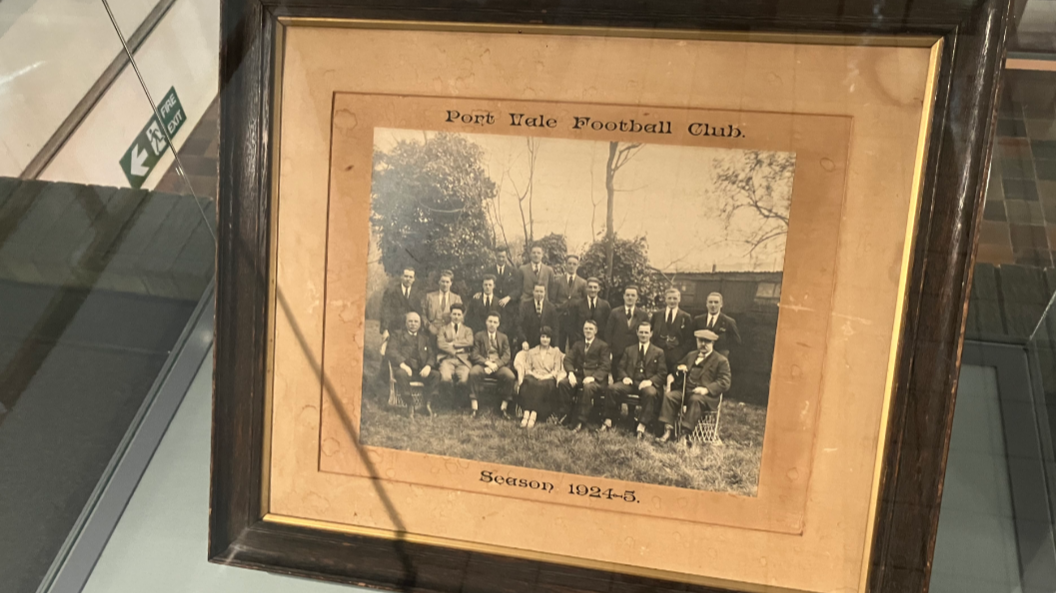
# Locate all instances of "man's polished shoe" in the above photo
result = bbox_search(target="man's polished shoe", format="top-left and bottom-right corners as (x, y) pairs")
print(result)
(571, 423), (584, 433)
(657, 428), (673, 443)
(636, 430), (646, 441)
(469, 409), (478, 419)
(598, 424), (611, 433)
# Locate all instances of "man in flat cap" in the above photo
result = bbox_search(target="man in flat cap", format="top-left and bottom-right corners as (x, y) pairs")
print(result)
(657, 328), (731, 445)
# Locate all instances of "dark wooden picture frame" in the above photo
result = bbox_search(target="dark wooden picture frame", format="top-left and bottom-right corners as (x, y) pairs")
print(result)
(210, 1), (1011, 591)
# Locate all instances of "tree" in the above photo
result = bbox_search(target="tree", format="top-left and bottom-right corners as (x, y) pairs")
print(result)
(508, 137), (540, 248)
(371, 133), (497, 290)
(713, 150), (796, 260)
(580, 235), (663, 308)
(603, 141), (644, 279)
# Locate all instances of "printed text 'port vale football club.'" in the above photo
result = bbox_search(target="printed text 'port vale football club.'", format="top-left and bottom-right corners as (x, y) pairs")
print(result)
(444, 110), (746, 139)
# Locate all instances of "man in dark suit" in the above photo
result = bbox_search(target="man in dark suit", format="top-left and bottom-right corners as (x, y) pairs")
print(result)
(571, 277), (611, 346)
(469, 312), (516, 418)
(604, 285), (650, 375)
(550, 254), (588, 352)
(475, 249), (519, 336)
(558, 320), (611, 431)
(514, 244), (554, 304)
(658, 329), (732, 445)
(516, 283), (559, 351)
(651, 287), (694, 372)
(607, 321), (667, 438)
(386, 311), (438, 414)
(467, 275), (506, 334)
(379, 267), (422, 341)
(692, 292), (742, 357)
(489, 247), (517, 306)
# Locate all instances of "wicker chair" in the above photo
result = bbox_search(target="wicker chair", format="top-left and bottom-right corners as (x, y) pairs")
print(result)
(381, 340), (425, 418)
(668, 374), (723, 444)
(689, 393), (723, 444)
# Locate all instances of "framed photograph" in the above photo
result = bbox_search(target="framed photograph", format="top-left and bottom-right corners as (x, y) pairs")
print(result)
(210, 2), (1010, 592)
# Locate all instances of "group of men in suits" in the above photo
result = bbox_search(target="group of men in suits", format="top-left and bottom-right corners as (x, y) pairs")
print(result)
(558, 286), (737, 443)
(377, 245), (742, 443)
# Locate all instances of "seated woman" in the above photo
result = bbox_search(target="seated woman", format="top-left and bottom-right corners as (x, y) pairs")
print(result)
(518, 327), (566, 428)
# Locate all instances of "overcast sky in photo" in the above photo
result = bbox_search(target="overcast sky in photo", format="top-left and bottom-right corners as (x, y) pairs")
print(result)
(374, 128), (795, 273)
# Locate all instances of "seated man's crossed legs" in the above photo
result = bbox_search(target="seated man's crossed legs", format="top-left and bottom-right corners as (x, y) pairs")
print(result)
(439, 358), (471, 409)
(469, 364), (516, 417)
(607, 383), (659, 437)
(558, 378), (606, 431)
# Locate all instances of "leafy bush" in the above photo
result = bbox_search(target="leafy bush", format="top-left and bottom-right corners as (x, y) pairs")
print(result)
(371, 133), (497, 289)
(579, 235), (664, 308)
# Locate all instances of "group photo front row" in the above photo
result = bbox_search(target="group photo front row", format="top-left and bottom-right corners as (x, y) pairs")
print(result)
(377, 249), (742, 446)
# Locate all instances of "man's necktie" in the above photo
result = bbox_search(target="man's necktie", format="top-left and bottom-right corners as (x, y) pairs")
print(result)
(454, 324), (459, 334)
(667, 309), (673, 326)
(568, 275), (573, 287)
(590, 299), (595, 314)
(640, 345), (646, 359)
(486, 296), (490, 308)
(709, 315), (715, 329)
(534, 265), (539, 275)
(536, 303), (542, 316)
(442, 293), (447, 310)
(490, 334), (496, 349)
(626, 308), (633, 328)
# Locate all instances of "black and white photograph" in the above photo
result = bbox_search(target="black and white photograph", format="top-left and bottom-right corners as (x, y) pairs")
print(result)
(358, 127), (796, 496)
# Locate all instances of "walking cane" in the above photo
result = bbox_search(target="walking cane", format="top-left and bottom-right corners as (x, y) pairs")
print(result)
(675, 367), (688, 438)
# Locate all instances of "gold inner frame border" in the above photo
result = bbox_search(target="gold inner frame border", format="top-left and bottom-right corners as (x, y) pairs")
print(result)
(258, 17), (945, 592)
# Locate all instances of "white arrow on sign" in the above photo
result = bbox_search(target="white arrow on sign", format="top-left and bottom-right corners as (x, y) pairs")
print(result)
(130, 144), (149, 177)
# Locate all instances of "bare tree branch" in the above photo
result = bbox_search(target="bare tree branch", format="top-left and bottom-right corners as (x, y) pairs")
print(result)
(712, 150), (796, 260)
(526, 137), (538, 241)
(604, 141), (646, 278)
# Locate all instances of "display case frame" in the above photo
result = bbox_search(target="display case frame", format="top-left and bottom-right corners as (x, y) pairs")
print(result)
(210, 1), (1011, 591)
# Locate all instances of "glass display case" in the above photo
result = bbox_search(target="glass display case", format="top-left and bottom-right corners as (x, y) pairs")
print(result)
(2, 0), (1056, 592)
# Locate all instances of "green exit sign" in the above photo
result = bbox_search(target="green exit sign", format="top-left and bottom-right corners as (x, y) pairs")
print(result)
(119, 87), (187, 189)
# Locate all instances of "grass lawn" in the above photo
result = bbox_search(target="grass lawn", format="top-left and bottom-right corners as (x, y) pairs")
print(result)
(359, 396), (766, 496)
